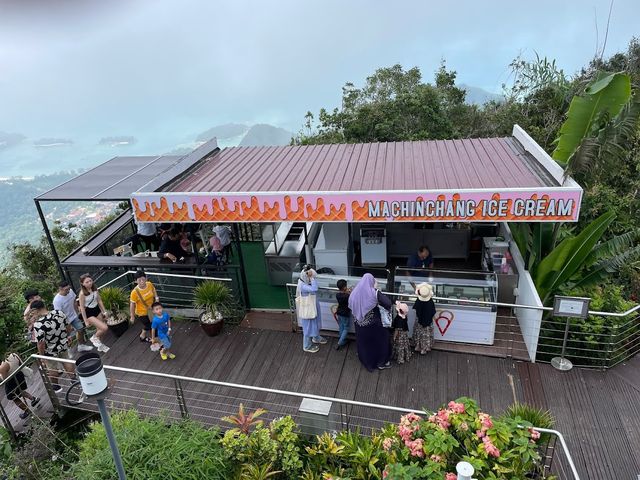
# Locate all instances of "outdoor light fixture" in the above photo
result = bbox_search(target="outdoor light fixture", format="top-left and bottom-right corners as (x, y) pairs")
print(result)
(75, 353), (126, 480)
(456, 461), (476, 480)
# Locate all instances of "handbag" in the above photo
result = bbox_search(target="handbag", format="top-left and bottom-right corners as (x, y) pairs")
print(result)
(295, 294), (317, 319)
(379, 305), (392, 328)
(376, 290), (392, 327)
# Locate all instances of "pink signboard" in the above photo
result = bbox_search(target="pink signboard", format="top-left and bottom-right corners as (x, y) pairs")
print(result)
(131, 188), (582, 223)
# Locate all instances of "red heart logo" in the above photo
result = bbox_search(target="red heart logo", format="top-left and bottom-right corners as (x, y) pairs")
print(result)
(435, 310), (454, 336)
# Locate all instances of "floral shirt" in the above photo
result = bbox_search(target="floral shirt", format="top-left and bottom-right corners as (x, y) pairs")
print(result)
(33, 310), (69, 355)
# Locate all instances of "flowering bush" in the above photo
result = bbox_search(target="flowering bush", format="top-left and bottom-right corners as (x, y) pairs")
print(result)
(378, 397), (544, 479)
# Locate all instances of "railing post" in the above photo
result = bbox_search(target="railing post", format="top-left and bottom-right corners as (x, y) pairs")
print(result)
(174, 379), (189, 419)
(603, 323), (618, 370)
(36, 358), (62, 414)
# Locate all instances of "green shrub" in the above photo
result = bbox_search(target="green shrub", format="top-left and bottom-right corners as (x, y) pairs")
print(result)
(538, 282), (637, 367)
(500, 403), (554, 444)
(71, 410), (230, 480)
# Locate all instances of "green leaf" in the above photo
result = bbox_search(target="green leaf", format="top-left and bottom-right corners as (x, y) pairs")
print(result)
(552, 72), (631, 165)
(535, 211), (615, 303)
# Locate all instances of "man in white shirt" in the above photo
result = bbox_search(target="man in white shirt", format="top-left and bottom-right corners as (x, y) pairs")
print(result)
(52, 280), (93, 352)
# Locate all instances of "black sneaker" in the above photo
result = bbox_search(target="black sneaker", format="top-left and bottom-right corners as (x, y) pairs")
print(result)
(377, 362), (392, 370)
(31, 397), (40, 407)
(19, 411), (30, 420)
(52, 384), (62, 393)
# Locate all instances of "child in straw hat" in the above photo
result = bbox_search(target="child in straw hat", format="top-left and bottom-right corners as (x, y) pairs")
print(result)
(413, 283), (436, 355)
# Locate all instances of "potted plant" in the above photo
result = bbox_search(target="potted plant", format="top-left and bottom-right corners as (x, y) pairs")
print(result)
(194, 281), (232, 337)
(100, 286), (130, 337)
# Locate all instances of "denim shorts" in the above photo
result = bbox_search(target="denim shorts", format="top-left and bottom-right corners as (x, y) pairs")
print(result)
(159, 335), (171, 349)
(69, 317), (85, 332)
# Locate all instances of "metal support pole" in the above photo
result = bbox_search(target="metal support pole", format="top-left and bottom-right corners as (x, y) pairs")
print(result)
(35, 358), (61, 414)
(231, 224), (250, 309)
(303, 223), (313, 266)
(96, 398), (126, 480)
(34, 200), (66, 281)
(551, 317), (573, 371)
(174, 379), (189, 419)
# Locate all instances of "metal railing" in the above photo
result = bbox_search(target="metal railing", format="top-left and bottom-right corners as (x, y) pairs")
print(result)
(286, 280), (640, 369)
(0, 354), (580, 479)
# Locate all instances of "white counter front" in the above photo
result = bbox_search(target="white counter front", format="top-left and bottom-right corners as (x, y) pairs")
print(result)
(292, 270), (498, 345)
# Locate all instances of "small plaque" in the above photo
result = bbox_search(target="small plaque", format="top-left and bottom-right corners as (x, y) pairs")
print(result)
(553, 296), (590, 319)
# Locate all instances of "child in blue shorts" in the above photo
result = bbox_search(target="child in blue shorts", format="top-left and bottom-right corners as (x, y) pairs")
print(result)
(151, 302), (175, 361)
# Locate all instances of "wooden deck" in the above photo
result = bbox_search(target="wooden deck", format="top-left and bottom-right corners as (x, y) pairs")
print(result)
(3, 319), (639, 479)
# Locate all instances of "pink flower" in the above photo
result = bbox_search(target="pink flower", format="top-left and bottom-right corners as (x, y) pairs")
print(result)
(447, 401), (465, 414)
(445, 473), (457, 480)
(382, 437), (393, 451)
(432, 409), (451, 429)
(460, 422), (469, 431)
(479, 412), (493, 430)
(405, 438), (424, 457)
(383, 469), (389, 479)
(430, 454), (442, 463)
(529, 428), (541, 441)
(482, 436), (500, 458)
(476, 429), (485, 439)
(398, 425), (413, 441)
(404, 412), (422, 423)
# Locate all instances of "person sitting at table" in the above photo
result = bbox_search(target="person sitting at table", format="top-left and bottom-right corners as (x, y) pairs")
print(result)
(407, 245), (434, 270)
(158, 227), (190, 263)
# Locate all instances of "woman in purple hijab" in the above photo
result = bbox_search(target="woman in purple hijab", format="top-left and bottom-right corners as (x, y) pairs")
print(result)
(348, 273), (392, 371)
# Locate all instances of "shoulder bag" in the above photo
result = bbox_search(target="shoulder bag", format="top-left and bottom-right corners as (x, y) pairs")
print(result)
(295, 294), (317, 319)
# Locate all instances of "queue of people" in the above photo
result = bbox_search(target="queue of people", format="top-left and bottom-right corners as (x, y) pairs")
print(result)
(294, 267), (437, 372)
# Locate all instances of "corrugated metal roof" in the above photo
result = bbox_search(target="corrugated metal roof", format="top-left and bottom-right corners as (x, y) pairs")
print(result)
(36, 139), (219, 201)
(168, 136), (555, 193)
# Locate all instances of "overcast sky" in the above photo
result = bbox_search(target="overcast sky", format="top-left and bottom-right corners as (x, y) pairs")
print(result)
(0, 0), (638, 138)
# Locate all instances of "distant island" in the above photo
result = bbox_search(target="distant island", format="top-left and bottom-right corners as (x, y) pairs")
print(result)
(196, 123), (249, 142)
(239, 124), (292, 147)
(99, 136), (137, 146)
(0, 131), (26, 150)
(33, 138), (73, 148)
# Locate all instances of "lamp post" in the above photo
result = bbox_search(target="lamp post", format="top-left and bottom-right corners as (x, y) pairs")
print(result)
(75, 353), (126, 480)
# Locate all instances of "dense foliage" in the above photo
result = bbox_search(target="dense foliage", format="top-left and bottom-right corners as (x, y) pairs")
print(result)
(1, 399), (554, 480)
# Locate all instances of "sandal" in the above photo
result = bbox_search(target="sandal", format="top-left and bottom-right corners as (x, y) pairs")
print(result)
(139, 336), (151, 343)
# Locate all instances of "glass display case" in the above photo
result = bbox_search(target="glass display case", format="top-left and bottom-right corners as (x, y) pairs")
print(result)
(394, 268), (498, 345)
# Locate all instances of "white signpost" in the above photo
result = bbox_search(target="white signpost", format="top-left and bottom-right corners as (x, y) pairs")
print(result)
(551, 296), (590, 371)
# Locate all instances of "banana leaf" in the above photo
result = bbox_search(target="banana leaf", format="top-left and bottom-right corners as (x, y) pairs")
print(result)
(552, 72), (631, 166)
(534, 211), (615, 304)
(572, 244), (640, 289)
(582, 229), (640, 268)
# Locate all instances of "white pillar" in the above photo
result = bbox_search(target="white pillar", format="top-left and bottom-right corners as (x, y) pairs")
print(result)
(456, 461), (475, 480)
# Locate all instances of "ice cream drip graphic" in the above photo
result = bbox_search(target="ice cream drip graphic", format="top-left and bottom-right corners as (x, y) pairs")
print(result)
(131, 190), (578, 223)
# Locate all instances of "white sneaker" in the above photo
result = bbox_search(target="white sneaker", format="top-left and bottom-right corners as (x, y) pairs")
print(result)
(77, 344), (94, 352)
(97, 344), (110, 353)
(89, 335), (102, 347)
